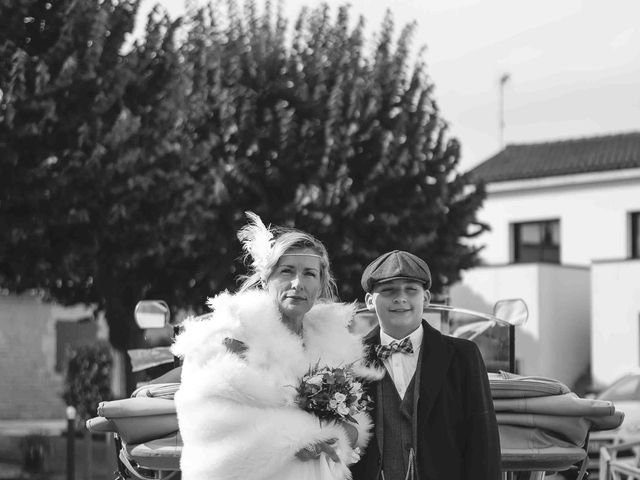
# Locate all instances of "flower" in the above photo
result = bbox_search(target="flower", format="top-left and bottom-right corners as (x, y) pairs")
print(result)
(295, 363), (372, 424)
(334, 393), (347, 403)
(307, 375), (324, 386)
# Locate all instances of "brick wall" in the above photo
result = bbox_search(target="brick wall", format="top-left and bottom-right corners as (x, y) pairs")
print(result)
(0, 293), (107, 420)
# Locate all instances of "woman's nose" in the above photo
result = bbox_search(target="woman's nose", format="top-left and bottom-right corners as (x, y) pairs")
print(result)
(290, 276), (301, 289)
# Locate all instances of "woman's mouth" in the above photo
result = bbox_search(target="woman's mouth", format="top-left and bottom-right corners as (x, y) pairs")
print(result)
(286, 295), (306, 301)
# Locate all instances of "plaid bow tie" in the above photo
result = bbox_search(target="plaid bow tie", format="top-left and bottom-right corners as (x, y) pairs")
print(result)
(375, 337), (414, 360)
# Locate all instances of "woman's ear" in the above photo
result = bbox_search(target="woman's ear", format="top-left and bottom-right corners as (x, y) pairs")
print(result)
(365, 293), (375, 311)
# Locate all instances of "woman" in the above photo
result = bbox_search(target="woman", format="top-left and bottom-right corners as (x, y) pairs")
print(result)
(172, 212), (382, 480)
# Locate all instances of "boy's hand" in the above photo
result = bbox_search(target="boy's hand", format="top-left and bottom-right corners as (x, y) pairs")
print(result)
(295, 439), (340, 463)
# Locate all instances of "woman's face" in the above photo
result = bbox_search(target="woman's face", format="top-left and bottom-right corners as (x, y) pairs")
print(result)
(266, 248), (323, 322)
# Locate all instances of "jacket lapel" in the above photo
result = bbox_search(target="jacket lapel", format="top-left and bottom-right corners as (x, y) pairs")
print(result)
(362, 324), (381, 346)
(418, 320), (453, 419)
(362, 326), (384, 457)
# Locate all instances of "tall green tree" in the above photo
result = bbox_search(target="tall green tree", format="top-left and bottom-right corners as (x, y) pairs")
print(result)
(1, 0), (487, 377)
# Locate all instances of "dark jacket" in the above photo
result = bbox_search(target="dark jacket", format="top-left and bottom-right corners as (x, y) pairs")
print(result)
(351, 321), (501, 480)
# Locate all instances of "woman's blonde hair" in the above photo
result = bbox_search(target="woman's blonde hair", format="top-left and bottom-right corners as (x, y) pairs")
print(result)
(237, 214), (337, 301)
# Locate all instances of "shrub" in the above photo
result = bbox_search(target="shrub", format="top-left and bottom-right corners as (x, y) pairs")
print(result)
(62, 341), (113, 424)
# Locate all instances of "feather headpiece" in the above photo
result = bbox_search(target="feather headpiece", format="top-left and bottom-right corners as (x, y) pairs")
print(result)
(237, 211), (275, 279)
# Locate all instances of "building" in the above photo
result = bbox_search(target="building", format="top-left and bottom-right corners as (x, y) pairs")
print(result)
(450, 132), (640, 389)
(0, 292), (113, 432)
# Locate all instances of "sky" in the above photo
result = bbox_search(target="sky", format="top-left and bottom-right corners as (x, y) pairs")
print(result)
(133, 0), (640, 172)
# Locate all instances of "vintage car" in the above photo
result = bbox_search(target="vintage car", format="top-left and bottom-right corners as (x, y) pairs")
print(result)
(87, 298), (622, 480)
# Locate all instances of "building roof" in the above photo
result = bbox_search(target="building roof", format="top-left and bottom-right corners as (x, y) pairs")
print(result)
(469, 132), (640, 183)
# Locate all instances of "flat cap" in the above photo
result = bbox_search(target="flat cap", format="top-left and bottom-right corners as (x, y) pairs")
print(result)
(361, 250), (432, 293)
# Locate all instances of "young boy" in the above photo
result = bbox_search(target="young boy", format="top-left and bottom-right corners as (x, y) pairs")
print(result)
(351, 250), (501, 480)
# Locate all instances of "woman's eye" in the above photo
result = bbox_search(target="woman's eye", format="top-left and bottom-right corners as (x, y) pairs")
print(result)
(305, 271), (317, 277)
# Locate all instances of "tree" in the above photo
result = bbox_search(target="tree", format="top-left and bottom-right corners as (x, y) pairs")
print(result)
(1, 0), (487, 379)
(0, 0), (196, 353)
(169, 2), (488, 299)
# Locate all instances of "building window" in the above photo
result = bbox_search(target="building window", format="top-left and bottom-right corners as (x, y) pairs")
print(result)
(632, 212), (640, 259)
(513, 220), (560, 263)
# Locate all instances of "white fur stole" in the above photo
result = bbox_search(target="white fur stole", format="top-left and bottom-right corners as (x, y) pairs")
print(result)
(172, 290), (382, 480)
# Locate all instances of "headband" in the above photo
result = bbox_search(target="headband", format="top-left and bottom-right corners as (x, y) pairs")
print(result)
(238, 211), (325, 282)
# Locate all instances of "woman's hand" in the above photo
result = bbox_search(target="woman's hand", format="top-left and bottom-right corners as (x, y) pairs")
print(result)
(295, 439), (340, 463)
(295, 421), (358, 463)
(340, 421), (359, 448)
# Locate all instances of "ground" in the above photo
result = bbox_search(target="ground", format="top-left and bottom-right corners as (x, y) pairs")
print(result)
(0, 433), (116, 480)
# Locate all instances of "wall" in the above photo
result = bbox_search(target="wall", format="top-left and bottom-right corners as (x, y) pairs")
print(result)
(0, 293), (107, 420)
(476, 170), (640, 266)
(537, 264), (591, 387)
(464, 170), (640, 389)
(450, 264), (541, 375)
(591, 259), (640, 386)
(450, 263), (590, 387)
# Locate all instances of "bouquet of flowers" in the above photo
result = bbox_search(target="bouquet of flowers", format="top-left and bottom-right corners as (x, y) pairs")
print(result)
(295, 363), (371, 424)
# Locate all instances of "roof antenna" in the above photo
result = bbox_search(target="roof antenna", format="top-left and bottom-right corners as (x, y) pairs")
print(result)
(499, 73), (510, 149)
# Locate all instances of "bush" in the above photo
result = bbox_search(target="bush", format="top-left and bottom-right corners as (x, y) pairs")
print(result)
(62, 341), (113, 424)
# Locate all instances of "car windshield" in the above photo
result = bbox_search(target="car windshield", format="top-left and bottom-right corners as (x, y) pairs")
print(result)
(424, 307), (512, 374)
(352, 305), (513, 374)
(598, 375), (640, 402)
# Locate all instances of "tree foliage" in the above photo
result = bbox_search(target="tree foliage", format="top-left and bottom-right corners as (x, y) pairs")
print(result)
(1, 0), (487, 356)
(0, 0), (197, 352)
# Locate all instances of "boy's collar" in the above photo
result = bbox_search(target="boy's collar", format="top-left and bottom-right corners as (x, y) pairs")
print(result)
(380, 323), (424, 346)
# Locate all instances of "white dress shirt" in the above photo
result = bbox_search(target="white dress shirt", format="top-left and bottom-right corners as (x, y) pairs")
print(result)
(380, 325), (423, 399)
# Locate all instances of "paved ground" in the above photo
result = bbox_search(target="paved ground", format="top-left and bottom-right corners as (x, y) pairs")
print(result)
(0, 462), (21, 480)
(0, 428), (116, 480)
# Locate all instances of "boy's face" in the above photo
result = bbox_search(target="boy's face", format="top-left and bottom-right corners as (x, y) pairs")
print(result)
(365, 279), (431, 339)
